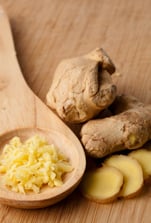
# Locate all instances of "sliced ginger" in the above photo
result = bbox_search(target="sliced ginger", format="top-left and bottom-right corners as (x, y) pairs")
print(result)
(104, 155), (143, 198)
(129, 149), (151, 180)
(80, 166), (123, 203)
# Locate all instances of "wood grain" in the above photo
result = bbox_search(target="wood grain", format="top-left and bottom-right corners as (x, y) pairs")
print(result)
(0, 0), (151, 222)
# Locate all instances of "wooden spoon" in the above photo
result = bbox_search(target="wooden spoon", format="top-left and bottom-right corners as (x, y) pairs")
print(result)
(0, 6), (86, 209)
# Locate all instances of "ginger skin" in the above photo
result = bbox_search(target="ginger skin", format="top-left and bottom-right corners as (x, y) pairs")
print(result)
(46, 48), (117, 123)
(80, 95), (151, 158)
(110, 95), (144, 114)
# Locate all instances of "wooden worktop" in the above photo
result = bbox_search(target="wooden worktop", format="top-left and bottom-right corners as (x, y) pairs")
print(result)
(0, 0), (151, 222)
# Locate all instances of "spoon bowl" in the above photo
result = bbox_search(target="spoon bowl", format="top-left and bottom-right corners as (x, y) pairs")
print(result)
(0, 128), (84, 208)
(0, 7), (86, 208)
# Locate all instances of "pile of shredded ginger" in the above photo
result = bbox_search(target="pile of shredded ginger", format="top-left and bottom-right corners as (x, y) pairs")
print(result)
(0, 135), (73, 194)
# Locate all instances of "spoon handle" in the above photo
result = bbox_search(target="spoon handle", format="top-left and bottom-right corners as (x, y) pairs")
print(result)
(0, 6), (37, 133)
(0, 6), (29, 85)
(0, 7), (15, 54)
(0, 6), (67, 134)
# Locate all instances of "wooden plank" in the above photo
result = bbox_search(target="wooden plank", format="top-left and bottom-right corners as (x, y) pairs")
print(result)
(0, 0), (151, 222)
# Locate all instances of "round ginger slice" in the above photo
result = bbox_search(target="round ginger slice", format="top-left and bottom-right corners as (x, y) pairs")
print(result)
(104, 155), (143, 198)
(129, 149), (151, 180)
(80, 166), (123, 203)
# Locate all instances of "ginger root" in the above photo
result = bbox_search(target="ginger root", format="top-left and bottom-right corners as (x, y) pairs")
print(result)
(80, 166), (123, 203)
(104, 155), (143, 198)
(129, 148), (151, 180)
(80, 95), (151, 158)
(110, 95), (144, 114)
(46, 48), (117, 123)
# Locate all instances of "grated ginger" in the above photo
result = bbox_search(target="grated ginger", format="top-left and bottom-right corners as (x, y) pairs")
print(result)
(0, 135), (73, 194)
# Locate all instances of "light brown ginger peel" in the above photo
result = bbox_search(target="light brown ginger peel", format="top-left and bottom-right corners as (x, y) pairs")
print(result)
(80, 95), (151, 158)
(46, 48), (117, 123)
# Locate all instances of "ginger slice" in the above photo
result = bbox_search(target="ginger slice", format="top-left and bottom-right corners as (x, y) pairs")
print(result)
(129, 149), (151, 180)
(80, 166), (123, 203)
(104, 155), (143, 198)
